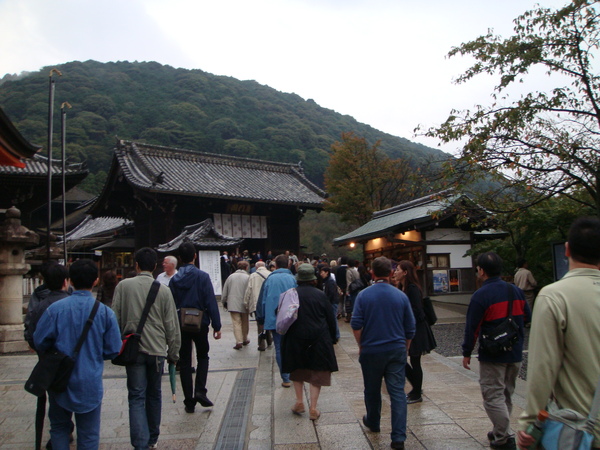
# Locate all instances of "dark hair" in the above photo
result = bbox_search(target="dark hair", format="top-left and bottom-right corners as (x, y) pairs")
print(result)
(179, 242), (196, 264)
(135, 247), (158, 271)
(237, 260), (249, 270)
(476, 252), (502, 277)
(568, 217), (600, 265)
(274, 254), (288, 269)
(320, 265), (330, 275)
(102, 270), (118, 288)
(340, 256), (349, 265)
(45, 264), (69, 291)
(39, 260), (58, 280)
(69, 259), (98, 290)
(371, 256), (392, 277)
(517, 258), (527, 268)
(398, 260), (422, 294)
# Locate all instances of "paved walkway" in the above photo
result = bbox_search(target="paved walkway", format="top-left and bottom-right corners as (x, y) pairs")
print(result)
(0, 303), (526, 449)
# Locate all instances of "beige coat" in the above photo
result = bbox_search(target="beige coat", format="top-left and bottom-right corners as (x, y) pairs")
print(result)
(221, 269), (250, 313)
(243, 266), (270, 313)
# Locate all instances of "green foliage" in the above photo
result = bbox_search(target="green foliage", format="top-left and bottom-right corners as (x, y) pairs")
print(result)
(467, 194), (595, 287)
(428, 0), (600, 215)
(324, 132), (428, 226)
(0, 60), (449, 192)
(300, 210), (364, 261)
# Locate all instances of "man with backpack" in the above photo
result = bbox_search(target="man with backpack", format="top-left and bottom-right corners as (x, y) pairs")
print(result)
(256, 254), (297, 387)
(462, 252), (531, 450)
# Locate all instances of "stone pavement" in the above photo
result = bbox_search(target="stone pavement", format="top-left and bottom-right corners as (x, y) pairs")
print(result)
(0, 302), (527, 449)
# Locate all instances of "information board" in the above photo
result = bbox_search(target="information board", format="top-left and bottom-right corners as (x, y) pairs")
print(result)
(197, 250), (222, 296)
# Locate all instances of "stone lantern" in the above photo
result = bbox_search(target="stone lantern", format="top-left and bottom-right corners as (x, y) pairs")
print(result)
(0, 206), (39, 353)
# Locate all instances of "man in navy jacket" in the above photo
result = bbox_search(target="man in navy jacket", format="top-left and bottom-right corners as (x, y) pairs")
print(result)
(462, 252), (531, 450)
(170, 242), (221, 413)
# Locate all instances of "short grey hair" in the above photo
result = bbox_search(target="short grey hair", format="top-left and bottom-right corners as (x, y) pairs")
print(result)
(164, 255), (177, 266)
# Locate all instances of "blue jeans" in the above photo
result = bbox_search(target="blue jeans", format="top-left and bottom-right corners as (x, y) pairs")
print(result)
(332, 303), (340, 341)
(359, 348), (407, 443)
(271, 331), (290, 383)
(126, 353), (165, 449)
(48, 394), (101, 450)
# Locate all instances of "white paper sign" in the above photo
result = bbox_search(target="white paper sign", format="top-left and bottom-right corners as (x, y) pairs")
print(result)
(197, 250), (222, 296)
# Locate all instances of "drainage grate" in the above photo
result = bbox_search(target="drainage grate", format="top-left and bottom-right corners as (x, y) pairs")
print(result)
(214, 368), (256, 450)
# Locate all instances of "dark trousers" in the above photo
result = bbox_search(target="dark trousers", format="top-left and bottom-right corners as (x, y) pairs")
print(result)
(405, 355), (423, 396)
(179, 327), (210, 408)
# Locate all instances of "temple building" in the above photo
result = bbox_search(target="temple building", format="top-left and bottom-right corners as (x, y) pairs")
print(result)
(90, 140), (326, 255)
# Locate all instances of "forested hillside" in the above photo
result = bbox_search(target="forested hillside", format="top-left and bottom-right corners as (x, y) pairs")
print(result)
(0, 60), (449, 193)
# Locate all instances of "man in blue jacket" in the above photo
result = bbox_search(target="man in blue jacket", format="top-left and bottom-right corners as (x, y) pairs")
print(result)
(351, 256), (415, 450)
(462, 252), (531, 450)
(34, 259), (122, 450)
(256, 253), (297, 387)
(170, 242), (222, 413)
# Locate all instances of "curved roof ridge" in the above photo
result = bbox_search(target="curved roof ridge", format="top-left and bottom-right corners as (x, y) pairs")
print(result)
(372, 189), (455, 219)
(123, 140), (302, 173)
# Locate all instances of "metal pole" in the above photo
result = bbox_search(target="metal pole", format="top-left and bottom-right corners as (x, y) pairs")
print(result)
(61, 102), (71, 264)
(46, 68), (62, 260)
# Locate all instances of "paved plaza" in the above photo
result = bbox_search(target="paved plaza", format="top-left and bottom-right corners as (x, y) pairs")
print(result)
(0, 303), (527, 449)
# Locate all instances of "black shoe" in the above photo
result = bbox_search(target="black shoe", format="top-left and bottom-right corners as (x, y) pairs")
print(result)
(487, 431), (494, 442)
(195, 394), (214, 407)
(362, 415), (380, 432)
(406, 393), (423, 404)
(185, 405), (195, 413)
(490, 437), (516, 450)
(391, 442), (405, 449)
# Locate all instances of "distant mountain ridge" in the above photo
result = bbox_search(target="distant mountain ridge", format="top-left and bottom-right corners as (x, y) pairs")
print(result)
(0, 60), (449, 192)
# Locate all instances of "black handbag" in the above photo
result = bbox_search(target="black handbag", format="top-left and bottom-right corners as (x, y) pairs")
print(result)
(422, 296), (438, 326)
(479, 283), (520, 355)
(112, 281), (160, 366)
(25, 301), (100, 396)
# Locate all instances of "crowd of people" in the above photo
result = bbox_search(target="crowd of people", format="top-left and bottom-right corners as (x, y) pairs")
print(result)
(21, 216), (600, 449)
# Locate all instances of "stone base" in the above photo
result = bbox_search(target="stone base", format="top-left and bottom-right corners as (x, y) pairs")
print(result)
(0, 324), (29, 353)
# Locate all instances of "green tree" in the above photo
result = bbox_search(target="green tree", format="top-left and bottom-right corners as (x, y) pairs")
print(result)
(324, 132), (420, 226)
(427, 0), (600, 215)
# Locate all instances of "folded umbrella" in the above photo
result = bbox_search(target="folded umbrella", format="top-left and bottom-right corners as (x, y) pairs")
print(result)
(169, 362), (177, 403)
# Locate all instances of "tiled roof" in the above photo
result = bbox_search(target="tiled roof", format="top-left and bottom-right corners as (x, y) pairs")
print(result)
(333, 191), (463, 245)
(113, 141), (326, 208)
(157, 219), (244, 252)
(64, 216), (133, 242)
(0, 153), (87, 176)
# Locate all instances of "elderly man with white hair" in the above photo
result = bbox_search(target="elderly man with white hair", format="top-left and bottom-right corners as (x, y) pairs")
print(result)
(156, 255), (178, 286)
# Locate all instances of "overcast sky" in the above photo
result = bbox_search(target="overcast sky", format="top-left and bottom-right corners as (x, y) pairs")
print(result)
(0, 0), (567, 154)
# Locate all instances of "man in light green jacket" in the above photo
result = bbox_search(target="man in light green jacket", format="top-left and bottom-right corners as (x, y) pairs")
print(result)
(518, 217), (600, 449)
(113, 247), (181, 450)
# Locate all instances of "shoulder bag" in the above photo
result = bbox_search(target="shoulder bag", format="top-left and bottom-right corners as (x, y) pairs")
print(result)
(539, 377), (600, 450)
(25, 300), (100, 396)
(112, 281), (160, 366)
(276, 287), (300, 335)
(180, 307), (204, 333)
(479, 282), (519, 355)
(422, 296), (438, 326)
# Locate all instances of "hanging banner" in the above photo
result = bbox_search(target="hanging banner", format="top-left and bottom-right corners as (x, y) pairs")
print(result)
(197, 250), (222, 296)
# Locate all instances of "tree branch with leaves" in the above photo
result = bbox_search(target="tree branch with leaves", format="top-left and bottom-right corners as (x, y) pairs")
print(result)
(427, 0), (600, 215)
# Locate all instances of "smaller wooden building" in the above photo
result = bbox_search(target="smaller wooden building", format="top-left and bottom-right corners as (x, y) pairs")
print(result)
(333, 191), (504, 299)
